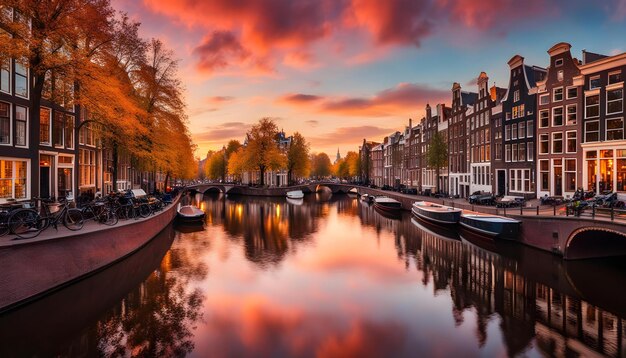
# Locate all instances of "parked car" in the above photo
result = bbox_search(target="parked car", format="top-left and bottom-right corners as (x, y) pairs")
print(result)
(381, 185), (392, 191)
(468, 191), (496, 205)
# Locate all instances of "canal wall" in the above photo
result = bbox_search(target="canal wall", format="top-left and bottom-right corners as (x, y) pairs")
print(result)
(0, 195), (180, 313)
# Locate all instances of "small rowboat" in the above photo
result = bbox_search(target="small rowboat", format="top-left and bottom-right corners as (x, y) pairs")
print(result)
(411, 201), (462, 225)
(286, 190), (304, 199)
(374, 196), (402, 213)
(360, 193), (373, 203)
(177, 205), (205, 223)
(459, 213), (521, 239)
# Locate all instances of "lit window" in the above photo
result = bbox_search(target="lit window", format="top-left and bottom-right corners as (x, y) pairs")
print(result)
(40, 107), (51, 145)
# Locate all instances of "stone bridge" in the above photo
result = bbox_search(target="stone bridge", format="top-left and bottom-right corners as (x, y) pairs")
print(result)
(186, 182), (626, 260)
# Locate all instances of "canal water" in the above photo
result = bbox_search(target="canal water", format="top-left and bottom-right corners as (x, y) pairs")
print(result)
(1, 193), (626, 357)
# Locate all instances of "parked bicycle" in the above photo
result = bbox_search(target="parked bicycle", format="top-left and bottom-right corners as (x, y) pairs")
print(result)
(9, 197), (84, 239)
(81, 196), (118, 226)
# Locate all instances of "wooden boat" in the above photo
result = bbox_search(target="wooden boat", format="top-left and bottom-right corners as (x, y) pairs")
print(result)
(373, 196), (402, 213)
(286, 190), (304, 199)
(177, 205), (205, 222)
(411, 201), (462, 225)
(459, 213), (521, 239)
(348, 188), (358, 195)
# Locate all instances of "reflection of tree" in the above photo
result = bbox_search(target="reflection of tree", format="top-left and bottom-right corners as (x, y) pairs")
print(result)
(94, 242), (206, 356)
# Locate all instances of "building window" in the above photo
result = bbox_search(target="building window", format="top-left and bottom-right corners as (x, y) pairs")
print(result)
(609, 71), (622, 85)
(514, 90), (520, 102)
(540, 134), (549, 154)
(566, 104), (577, 125)
(0, 102), (9, 144)
(555, 58), (563, 67)
(0, 159), (28, 201)
(607, 88), (623, 115)
(506, 112), (511, 121)
(519, 142), (526, 161)
(512, 143), (518, 161)
(553, 88), (563, 102)
(566, 131), (577, 153)
(539, 94), (549, 105)
(79, 149), (96, 187)
(585, 95), (599, 118)
(527, 142), (534, 161)
(512, 123), (518, 140)
(552, 132), (563, 154)
(65, 114), (74, 149)
(0, 59), (10, 94)
(589, 75), (601, 90)
(505, 144), (511, 162)
(607, 118), (624, 140)
(40, 107), (51, 145)
(585, 120), (599, 142)
(565, 159), (576, 192)
(505, 125), (511, 140)
(539, 110), (549, 128)
(527, 121), (534, 138)
(519, 121), (526, 139)
(553, 107), (564, 126)
(53, 111), (64, 147)
(14, 63), (28, 98)
(540, 160), (549, 191)
(567, 87), (577, 99)
(557, 70), (564, 82)
(15, 105), (26, 146)
(495, 143), (502, 160)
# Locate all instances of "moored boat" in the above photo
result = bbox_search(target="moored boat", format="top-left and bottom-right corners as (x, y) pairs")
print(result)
(348, 188), (358, 195)
(373, 196), (402, 212)
(459, 213), (521, 239)
(360, 193), (373, 203)
(177, 205), (205, 223)
(286, 190), (304, 199)
(411, 201), (462, 225)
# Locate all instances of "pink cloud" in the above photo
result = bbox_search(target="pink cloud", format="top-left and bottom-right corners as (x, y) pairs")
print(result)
(279, 82), (448, 117)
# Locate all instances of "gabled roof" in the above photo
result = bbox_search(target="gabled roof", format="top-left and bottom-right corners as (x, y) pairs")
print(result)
(583, 50), (608, 65)
(461, 91), (478, 106)
(524, 65), (547, 88)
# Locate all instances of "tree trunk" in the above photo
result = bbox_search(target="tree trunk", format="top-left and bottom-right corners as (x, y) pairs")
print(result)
(30, 73), (45, 198)
(164, 171), (170, 192)
(112, 141), (119, 192)
(435, 166), (440, 194)
(287, 169), (292, 186)
(259, 165), (265, 186)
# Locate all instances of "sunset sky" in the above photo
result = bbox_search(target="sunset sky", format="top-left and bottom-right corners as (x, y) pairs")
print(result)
(111, 0), (626, 158)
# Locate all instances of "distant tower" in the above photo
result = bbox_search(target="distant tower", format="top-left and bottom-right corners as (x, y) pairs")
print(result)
(336, 148), (341, 163)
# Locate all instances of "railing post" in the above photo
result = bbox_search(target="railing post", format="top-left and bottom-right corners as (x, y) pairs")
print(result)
(504, 206), (507, 217)
(611, 206), (615, 221)
(471, 204), (474, 211)
(536, 205), (539, 216)
(566, 205), (569, 216)
(553, 204), (556, 216)
(592, 205), (595, 219)
(520, 204), (523, 215)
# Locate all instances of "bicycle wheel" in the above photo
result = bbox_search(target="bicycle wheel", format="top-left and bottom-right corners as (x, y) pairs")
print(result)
(139, 204), (151, 218)
(9, 209), (42, 239)
(103, 209), (118, 226)
(64, 208), (84, 231)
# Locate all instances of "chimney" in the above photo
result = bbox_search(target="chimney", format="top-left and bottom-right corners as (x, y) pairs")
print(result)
(409, 118), (412, 129)
(426, 103), (432, 119)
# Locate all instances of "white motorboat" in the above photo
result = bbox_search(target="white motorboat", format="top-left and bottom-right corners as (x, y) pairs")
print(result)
(286, 190), (304, 199)
(373, 196), (402, 212)
(177, 205), (205, 223)
(412, 201), (462, 225)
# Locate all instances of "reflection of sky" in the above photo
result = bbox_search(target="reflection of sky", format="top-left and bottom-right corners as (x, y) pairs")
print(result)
(177, 200), (539, 357)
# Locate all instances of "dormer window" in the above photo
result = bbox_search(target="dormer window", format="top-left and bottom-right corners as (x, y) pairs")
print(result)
(609, 71), (622, 85)
(555, 58), (563, 67)
(513, 90), (520, 102)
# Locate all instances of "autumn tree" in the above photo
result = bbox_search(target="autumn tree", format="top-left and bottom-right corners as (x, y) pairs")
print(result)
(206, 150), (227, 181)
(227, 147), (247, 183)
(344, 151), (360, 178)
(245, 118), (285, 186)
(310, 153), (332, 178)
(427, 131), (448, 194)
(286, 132), (310, 185)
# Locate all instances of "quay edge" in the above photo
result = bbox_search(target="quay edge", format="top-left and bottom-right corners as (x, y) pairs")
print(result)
(0, 195), (180, 314)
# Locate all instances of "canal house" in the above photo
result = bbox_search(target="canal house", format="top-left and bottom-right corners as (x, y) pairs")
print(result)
(535, 42), (583, 199)
(576, 51), (626, 198)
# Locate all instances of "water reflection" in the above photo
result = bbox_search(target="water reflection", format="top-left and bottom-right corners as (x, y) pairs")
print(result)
(1, 194), (625, 357)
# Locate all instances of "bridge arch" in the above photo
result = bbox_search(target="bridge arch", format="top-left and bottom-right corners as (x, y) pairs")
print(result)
(564, 227), (626, 260)
(202, 185), (225, 194)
